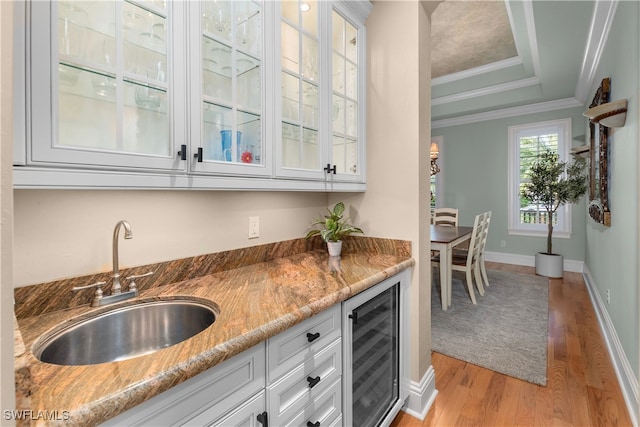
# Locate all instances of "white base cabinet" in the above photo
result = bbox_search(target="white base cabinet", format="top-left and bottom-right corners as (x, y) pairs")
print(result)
(101, 271), (409, 426)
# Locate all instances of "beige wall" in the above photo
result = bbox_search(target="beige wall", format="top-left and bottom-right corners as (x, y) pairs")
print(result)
(333, 0), (432, 383)
(1, 0), (15, 420)
(14, 190), (328, 286)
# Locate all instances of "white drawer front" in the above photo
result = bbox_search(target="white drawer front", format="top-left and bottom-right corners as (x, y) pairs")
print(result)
(268, 305), (341, 382)
(210, 391), (266, 427)
(280, 378), (342, 427)
(268, 338), (342, 425)
(102, 343), (265, 426)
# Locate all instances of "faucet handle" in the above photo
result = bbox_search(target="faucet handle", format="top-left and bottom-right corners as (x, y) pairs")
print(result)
(72, 281), (107, 306)
(125, 271), (154, 292)
(72, 281), (107, 292)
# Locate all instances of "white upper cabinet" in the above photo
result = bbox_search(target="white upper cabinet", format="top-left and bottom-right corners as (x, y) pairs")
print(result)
(28, 0), (187, 172)
(275, 1), (369, 184)
(189, 0), (272, 177)
(16, 0), (370, 190)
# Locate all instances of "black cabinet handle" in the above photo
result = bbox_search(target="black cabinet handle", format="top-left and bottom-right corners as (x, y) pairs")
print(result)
(349, 312), (358, 324)
(306, 332), (320, 342)
(194, 147), (203, 162)
(306, 375), (321, 388)
(324, 163), (336, 174)
(178, 144), (187, 161)
(307, 422), (320, 427)
(257, 411), (268, 427)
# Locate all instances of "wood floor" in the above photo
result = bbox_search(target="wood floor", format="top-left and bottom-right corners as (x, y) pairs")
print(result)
(392, 262), (633, 427)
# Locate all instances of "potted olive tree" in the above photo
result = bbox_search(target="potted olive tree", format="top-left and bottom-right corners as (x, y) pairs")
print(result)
(521, 151), (587, 277)
(306, 201), (364, 256)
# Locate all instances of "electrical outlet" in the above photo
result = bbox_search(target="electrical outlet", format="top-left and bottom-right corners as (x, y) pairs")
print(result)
(500, 240), (506, 248)
(606, 289), (611, 304)
(248, 216), (259, 239)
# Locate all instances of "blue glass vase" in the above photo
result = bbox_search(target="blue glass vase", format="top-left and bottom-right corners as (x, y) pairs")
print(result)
(220, 130), (241, 162)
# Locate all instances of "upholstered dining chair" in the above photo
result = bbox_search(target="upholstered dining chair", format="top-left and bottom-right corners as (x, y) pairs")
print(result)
(432, 212), (484, 305)
(432, 208), (458, 226)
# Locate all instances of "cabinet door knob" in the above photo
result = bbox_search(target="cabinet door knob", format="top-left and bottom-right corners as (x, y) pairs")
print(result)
(306, 422), (320, 427)
(306, 332), (320, 342)
(306, 375), (321, 388)
(257, 411), (268, 427)
(194, 147), (203, 162)
(178, 144), (187, 161)
(324, 163), (336, 174)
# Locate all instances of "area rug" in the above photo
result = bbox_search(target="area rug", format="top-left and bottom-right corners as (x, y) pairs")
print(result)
(431, 269), (549, 385)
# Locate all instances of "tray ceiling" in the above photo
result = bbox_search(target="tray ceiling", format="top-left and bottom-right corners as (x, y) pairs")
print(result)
(430, 0), (617, 128)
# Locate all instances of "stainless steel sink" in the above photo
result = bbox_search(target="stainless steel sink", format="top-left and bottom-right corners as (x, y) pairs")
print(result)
(33, 298), (218, 366)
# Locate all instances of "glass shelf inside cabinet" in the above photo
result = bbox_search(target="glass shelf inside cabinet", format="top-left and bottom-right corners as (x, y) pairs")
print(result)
(202, 102), (261, 165)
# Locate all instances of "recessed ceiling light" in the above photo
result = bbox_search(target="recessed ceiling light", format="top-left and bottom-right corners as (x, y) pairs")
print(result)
(300, 2), (310, 12)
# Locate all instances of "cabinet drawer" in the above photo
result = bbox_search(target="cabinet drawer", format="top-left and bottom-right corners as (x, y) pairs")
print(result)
(102, 343), (265, 426)
(268, 338), (341, 426)
(279, 378), (342, 427)
(268, 305), (341, 381)
(207, 391), (265, 427)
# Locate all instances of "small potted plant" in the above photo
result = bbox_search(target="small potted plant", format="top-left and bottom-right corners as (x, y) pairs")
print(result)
(306, 201), (364, 256)
(521, 151), (587, 277)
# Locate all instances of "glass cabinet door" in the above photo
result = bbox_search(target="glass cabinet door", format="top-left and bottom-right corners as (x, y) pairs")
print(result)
(276, 0), (323, 180)
(331, 9), (360, 179)
(276, 1), (365, 183)
(191, 0), (269, 176)
(29, 0), (183, 171)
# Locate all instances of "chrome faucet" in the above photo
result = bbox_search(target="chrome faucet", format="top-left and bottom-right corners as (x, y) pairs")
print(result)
(73, 220), (153, 307)
(112, 220), (133, 294)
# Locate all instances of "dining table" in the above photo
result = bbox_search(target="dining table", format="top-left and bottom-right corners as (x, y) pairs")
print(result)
(430, 224), (474, 310)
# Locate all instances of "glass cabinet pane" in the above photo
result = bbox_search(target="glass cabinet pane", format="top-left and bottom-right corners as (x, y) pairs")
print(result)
(199, 0), (263, 166)
(280, 0), (320, 171)
(331, 10), (358, 176)
(56, 0), (171, 157)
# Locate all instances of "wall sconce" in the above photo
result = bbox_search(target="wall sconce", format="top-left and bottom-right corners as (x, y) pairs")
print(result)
(430, 142), (440, 175)
(583, 98), (628, 128)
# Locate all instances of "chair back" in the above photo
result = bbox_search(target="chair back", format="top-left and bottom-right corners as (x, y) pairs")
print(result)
(478, 211), (492, 255)
(467, 213), (484, 267)
(433, 208), (458, 226)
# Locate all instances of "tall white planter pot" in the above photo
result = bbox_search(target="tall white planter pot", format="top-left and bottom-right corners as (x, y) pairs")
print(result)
(535, 252), (563, 278)
(327, 241), (343, 257)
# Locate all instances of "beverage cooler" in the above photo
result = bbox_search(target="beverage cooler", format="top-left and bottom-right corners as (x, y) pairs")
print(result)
(343, 272), (409, 427)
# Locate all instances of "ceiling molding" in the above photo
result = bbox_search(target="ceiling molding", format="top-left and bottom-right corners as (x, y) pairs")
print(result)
(432, 76), (540, 106)
(575, 0), (619, 103)
(432, 57), (523, 86)
(521, 0), (541, 77)
(432, 97), (583, 129)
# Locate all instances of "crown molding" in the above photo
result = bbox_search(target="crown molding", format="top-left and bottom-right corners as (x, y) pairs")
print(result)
(432, 97), (583, 129)
(432, 76), (540, 106)
(575, 0), (619, 103)
(521, 0), (541, 77)
(432, 57), (524, 86)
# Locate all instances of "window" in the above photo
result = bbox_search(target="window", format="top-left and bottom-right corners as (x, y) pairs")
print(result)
(508, 118), (572, 237)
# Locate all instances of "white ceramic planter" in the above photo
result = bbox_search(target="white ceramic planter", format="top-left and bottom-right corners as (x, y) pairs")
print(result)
(535, 252), (564, 278)
(327, 241), (343, 257)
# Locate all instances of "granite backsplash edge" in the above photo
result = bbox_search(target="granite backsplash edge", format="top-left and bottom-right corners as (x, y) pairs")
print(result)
(14, 236), (411, 320)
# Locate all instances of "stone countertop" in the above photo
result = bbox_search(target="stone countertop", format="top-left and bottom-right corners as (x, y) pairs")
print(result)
(15, 246), (413, 426)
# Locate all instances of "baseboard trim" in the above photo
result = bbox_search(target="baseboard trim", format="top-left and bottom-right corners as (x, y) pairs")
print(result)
(402, 365), (437, 420)
(582, 265), (639, 426)
(485, 251), (583, 273)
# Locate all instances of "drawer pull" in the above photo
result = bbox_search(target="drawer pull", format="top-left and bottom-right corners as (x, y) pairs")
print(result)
(306, 375), (321, 388)
(307, 422), (320, 427)
(306, 332), (320, 342)
(257, 411), (268, 427)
